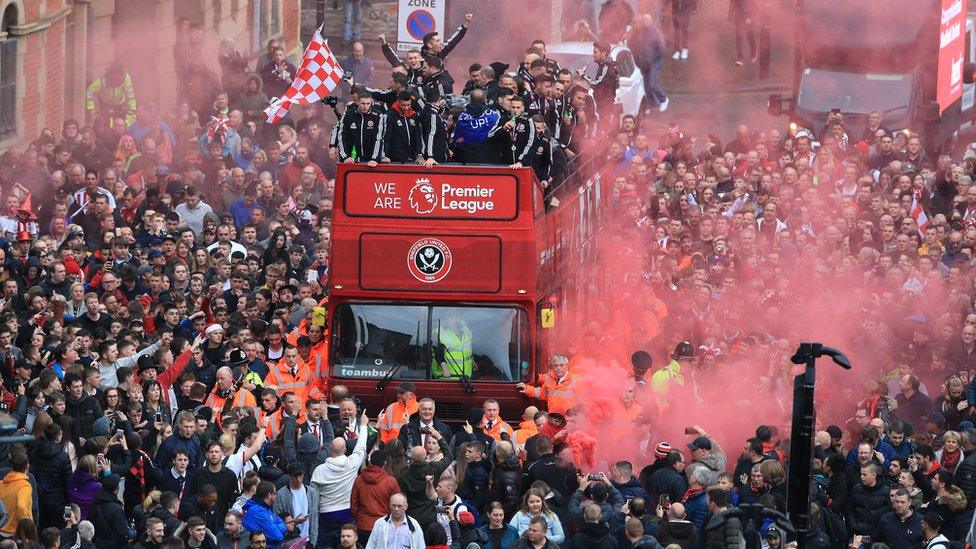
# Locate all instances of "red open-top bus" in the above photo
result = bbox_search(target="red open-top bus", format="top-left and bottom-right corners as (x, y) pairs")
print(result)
(327, 158), (610, 423)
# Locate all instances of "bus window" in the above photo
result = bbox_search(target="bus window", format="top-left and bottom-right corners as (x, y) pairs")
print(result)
(332, 303), (428, 380)
(430, 306), (529, 382)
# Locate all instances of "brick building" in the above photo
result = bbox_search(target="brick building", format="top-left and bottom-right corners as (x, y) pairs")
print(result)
(0, 0), (302, 148)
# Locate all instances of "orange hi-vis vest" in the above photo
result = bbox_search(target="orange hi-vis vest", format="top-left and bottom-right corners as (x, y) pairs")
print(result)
(522, 371), (578, 416)
(377, 397), (419, 444)
(265, 358), (313, 405)
(482, 418), (514, 442)
(513, 420), (539, 451)
(205, 387), (256, 426)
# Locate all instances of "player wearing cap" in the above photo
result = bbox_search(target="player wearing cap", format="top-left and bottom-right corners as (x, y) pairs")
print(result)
(517, 354), (577, 416)
(376, 381), (419, 444)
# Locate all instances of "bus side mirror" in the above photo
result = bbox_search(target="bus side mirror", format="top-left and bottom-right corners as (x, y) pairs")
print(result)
(767, 93), (790, 117)
(966, 62), (976, 84)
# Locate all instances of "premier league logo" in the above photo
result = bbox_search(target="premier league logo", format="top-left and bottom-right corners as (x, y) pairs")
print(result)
(407, 238), (452, 283)
(408, 177), (438, 214)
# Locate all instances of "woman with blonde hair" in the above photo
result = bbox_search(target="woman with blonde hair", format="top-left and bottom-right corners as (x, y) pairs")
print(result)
(67, 454), (102, 519)
(937, 430), (963, 472)
(508, 488), (565, 543)
(115, 134), (141, 172)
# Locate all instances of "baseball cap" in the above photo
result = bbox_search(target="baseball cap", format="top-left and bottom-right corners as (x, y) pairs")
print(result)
(687, 436), (712, 451)
(922, 411), (946, 426)
(396, 381), (417, 394)
(826, 425), (843, 439)
(205, 324), (224, 336)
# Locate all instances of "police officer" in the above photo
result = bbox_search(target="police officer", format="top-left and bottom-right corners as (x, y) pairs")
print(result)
(489, 95), (536, 168)
(382, 90), (423, 164)
(337, 91), (385, 166)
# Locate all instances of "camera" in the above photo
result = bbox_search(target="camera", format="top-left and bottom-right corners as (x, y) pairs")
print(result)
(154, 412), (162, 423)
(420, 426), (430, 434)
(322, 96), (340, 108)
(587, 473), (601, 481)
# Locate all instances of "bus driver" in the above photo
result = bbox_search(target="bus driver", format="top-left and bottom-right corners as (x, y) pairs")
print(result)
(432, 311), (475, 380)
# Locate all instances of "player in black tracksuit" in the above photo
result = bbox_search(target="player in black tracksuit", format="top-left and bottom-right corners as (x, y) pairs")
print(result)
(382, 91), (424, 163)
(559, 86), (596, 157)
(420, 15), (472, 65)
(524, 74), (558, 137)
(489, 96), (536, 167)
(421, 57), (456, 98)
(337, 92), (385, 164)
(420, 89), (449, 166)
(578, 41), (619, 131)
(379, 40), (425, 87)
(530, 115), (554, 186)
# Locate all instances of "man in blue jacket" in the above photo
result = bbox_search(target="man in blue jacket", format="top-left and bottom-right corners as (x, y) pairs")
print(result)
(243, 481), (296, 548)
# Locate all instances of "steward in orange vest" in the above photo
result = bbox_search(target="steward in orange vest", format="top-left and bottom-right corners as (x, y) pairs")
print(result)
(205, 366), (256, 427)
(517, 354), (577, 416)
(265, 344), (313, 406)
(376, 381), (419, 444)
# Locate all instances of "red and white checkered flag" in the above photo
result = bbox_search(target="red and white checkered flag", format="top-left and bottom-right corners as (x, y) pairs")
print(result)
(264, 26), (343, 124)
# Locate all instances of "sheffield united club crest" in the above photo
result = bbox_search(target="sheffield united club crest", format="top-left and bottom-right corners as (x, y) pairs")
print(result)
(407, 238), (453, 283)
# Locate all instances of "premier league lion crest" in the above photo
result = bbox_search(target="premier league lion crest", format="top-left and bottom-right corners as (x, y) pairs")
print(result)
(408, 178), (438, 215)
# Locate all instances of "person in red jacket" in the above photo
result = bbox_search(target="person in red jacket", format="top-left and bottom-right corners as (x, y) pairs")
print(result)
(138, 333), (204, 409)
(350, 451), (401, 538)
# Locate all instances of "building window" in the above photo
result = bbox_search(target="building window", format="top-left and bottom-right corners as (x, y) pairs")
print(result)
(256, 0), (282, 53)
(0, 4), (17, 136)
(212, 0), (224, 31)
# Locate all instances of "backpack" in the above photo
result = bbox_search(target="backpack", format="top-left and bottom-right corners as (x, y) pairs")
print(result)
(819, 506), (848, 549)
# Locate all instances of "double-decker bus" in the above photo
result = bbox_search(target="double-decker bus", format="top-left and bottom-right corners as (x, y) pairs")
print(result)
(326, 157), (610, 422)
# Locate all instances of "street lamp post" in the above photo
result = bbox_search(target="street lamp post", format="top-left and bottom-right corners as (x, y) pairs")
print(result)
(787, 342), (851, 549)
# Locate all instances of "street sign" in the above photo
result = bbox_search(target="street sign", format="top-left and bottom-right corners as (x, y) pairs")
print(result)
(397, 0), (447, 52)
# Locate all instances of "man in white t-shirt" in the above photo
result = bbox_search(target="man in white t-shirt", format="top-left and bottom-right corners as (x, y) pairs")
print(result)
(221, 423), (266, 487)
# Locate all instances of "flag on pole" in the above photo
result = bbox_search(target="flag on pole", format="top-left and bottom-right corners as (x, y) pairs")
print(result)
(910, 196), (929, 235)
(264, 26), (343, 125)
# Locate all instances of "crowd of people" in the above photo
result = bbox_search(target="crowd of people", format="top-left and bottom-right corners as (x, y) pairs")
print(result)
(0, 4), (974, 549)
